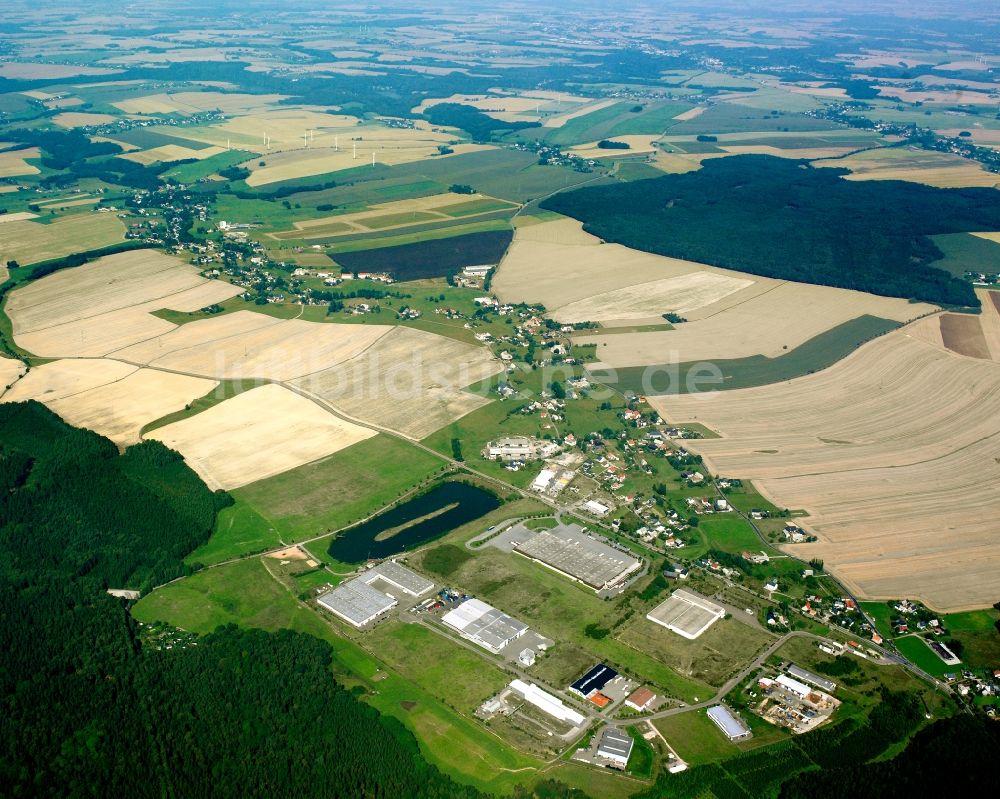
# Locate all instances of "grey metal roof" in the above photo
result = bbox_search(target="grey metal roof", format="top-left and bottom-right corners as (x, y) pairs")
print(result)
(598, 728), (634, 760)
(363, 560), (434, 597)
(514, 525), (640, 589)
(787, 664), (836, 692)
(318, 581), (396, 626)
(707, 705), (751, 739)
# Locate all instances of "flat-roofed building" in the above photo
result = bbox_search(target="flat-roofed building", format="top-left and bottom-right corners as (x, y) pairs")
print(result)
(707, 705), (752, 741)
(442, 598), (529, 653)
(775, 674), (812, 698)
(597, 727), (634, 768)
(786, 664), (837, 693)
(318, 581), (398, 628)
(513, 524), (641, 591)
(362, 560), (434, 597)
(509, 679), (586, 726)
(647, 589), (726, 640)
(570, 663), (618, 698)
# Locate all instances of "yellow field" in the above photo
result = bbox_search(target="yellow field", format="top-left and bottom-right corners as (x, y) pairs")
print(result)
(290, 326), (502, 439)
(0, 356), (26, 393)
(270, 192), (516, 240)
(0, 212), (125, 267)
(3, 359), (217, 445)
(651, 329), (1000, 611)
(7, 248), (241, 357)
(826, 147), (1000, 188)
(147, 383), (376, 490)
(496, 218), (932, 353)
(244, 138), (488, 186)
(120, 144), (226, 165)
(0, 147), (40, 178)
(53, 111), (119, 128)
(112, 91), (288, 116)
(411, 90), (595, 124)
(111, 310), (395, 381)
(0, 212), (38, 223)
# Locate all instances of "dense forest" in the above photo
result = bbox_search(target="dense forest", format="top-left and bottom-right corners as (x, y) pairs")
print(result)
(0, 402), (484, 798)
(542, 155), (1000, 307)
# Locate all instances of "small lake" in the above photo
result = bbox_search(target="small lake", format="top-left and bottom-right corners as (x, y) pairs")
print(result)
(327, 481), (501, 563)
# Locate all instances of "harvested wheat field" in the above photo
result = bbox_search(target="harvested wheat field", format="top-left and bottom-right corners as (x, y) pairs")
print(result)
(496, 218), (932, 355)
(0, 356), (26, 393)
(147, 383), (375, 490)
(121, 144), (226, 165)
(0, 147), (40, 178)
(112, 310), (394, 381)
(0, 211), (38, 223)
(824, 147), (1000, 188)
(3, 359), (217, 445)
(244, 136), (489, 186)
(651, 331), (1000, 610)
(291, 326), (501, 439)
(555, 271), (754, 325)
(52, 111), (119, 128)
(0, 212), (125, 267)
(112, 91), (288, 116)
(7, 248), (241, 357)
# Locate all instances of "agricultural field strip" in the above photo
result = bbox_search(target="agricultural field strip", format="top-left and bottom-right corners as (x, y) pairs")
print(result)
(1, 358), (219, 446)
(7, 250), (237, 334)
(271, 192), (519, 240)
(651, 331), (1000, 610)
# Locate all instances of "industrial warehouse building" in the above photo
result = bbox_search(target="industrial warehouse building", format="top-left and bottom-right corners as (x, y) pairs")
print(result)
(442, 598), (529, 653)
(317, 561), (434, 628)
(570, 663), (618, 699)
(646, 588), (726, 639)
(786, 664), (837, 693)
(707, 705), (752, 741)
(513, 524), (642, 591)
(509, 680), (586, 727)
(596, 727), (634, 768)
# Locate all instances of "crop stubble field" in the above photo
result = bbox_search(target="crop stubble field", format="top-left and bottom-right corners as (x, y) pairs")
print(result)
(147, 383), (376, 490)
(495, 218), (935, 363)
(652, 328), (1000, 610)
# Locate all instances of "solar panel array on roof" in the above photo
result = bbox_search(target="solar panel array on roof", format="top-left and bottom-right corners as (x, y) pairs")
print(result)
(570, 663), (618, 697)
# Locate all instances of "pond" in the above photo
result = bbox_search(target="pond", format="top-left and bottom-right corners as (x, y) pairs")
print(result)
(326, 481), (502, 563)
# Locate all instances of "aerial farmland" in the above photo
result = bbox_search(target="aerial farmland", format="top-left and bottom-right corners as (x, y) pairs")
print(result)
(2, 1), (1000, 796)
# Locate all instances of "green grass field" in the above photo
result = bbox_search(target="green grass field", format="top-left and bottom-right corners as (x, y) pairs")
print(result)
(365, 621), (509, 712)
(930, 232), (1000, 277)
(163, 149), (256, 183)
(184, 498), (283, 566)
(233, 434), (447, 541)
(409, 543), (714, 703)
(891, 636), (955, 678)
(133, 557), (544, 793)
(940, 608), (1000, 669)
(653, 710), (746, 765)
